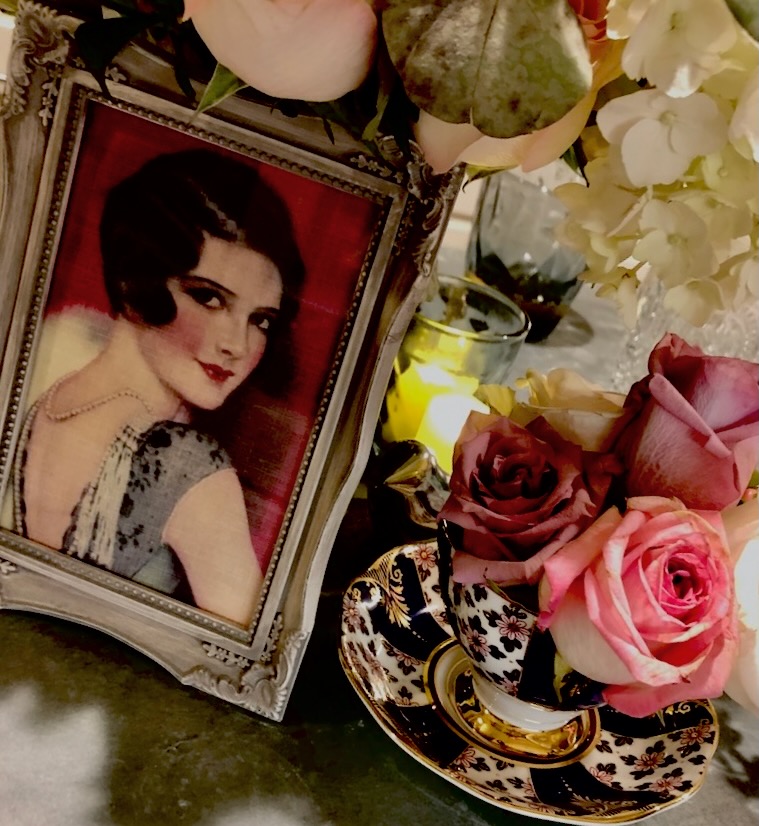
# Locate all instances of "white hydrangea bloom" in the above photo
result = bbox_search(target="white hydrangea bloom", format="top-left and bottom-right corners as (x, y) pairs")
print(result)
(702, 31), (759, 103)
(556, 215), (636, 277)
(557, 216), (633, 276)
(622, 0), (737, 97)
(597, 89), (728, 186)
(730, 71), (759, 161)
(735, 252), (759, 299)
(663, 250), (755, 323)
(672, 189), (754, 261)
(592, 235), (638, 274)
(633, 200), (718, 287)
(701, 143), (759, 209)
(663, 279), (724, 326)
(595, 271), (641, 327)
(554, 154), (645, 275)
(713, 252), (759, 309)
(554, 157), (641, 236)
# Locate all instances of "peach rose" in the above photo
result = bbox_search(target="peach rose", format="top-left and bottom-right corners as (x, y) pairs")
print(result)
(189, 0), (377, 102)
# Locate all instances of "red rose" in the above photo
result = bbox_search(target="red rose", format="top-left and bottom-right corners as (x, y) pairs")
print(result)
(438, 412), (619, 586)
(618, 334), (759, 510)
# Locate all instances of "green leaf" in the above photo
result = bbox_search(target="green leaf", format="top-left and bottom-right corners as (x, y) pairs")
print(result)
(561, 139), (589, 180)
(485, 579), (511, 600)
(309, 101), (367, 144)
(382, 0), (593, 139)
(464, 166), (509, 185)
(725, 0), (759, 41)
(361, 42), (398, 143)
(74, 14), (159, 93)
(169, 29), (196, 104)
(150, 0), (184, 16)
(102, 0), (145, 15)
(195, 63), (248, 115)
(552, 652), (574, 704)
(320, 116), (336, 145)
(272, 100), (303, 119)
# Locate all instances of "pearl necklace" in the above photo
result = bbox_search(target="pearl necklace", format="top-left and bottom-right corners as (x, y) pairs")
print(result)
(43, 373), (155, 422)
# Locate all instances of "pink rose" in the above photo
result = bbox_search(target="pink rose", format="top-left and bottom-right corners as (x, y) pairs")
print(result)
(539, 497), (739, 717)
(438, 411), (618, 586)
(618, 334), (759, 510)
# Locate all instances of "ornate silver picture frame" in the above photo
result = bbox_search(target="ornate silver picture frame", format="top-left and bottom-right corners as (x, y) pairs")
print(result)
(0, 2), (460, 720)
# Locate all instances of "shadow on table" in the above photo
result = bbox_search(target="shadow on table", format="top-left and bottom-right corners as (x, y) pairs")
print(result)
(712, 701), (759, 800)
(10, 495), (754, 826)
(0, 499), (520, 826)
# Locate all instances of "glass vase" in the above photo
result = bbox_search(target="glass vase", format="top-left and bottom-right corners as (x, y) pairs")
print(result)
(611, 275), (759, 391)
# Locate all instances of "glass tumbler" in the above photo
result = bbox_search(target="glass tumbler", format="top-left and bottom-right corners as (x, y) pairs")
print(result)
(380, 274), (529, 474)
(467, 171), (586, 342)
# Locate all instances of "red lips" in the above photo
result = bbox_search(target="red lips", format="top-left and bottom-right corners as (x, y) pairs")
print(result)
(199, 361), (234, 383)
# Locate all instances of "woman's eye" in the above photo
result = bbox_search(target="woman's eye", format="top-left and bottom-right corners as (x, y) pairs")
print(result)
(249, 312), (276, 332)
(186, 287), (224, 309)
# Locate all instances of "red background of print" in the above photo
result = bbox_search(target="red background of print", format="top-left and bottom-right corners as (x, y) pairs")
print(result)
(42, 101), (383, 576)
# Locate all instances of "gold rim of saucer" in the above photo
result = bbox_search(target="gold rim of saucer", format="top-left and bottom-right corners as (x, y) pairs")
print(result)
(424, 639), (602, 767)
(341, 543), (720, 823)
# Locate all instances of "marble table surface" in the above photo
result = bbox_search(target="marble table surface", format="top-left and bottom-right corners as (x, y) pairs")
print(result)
(1, 494), (757, 826)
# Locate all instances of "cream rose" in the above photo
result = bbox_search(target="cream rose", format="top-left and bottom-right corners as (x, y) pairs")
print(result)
(722, 500), (759, 716)
(508, 368), (626, 451)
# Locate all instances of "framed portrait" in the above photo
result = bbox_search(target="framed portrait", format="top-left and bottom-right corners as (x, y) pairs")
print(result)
(0, 2), (460, 719)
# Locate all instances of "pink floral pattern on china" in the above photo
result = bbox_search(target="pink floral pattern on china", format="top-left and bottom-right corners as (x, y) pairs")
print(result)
(339, 541), (719, 823)
(446, 577), (536, 697)
(438, 524), (605, 712)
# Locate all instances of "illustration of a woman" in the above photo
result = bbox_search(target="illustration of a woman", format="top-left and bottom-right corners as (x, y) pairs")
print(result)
(11, 149), (304, 625)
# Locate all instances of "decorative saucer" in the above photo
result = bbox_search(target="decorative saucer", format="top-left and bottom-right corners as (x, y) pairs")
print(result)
(339, 541), (719, 824)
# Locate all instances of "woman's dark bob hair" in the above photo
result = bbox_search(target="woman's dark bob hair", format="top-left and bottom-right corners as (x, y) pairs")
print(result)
(99, 148), (305, 392)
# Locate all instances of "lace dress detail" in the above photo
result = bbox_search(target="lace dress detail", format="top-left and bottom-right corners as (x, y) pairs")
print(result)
(63, 425), (142, 570)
